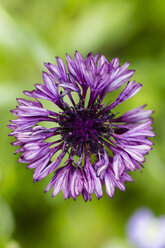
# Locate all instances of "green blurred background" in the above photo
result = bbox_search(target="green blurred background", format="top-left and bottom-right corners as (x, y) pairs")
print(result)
(0, 0), (165, 247)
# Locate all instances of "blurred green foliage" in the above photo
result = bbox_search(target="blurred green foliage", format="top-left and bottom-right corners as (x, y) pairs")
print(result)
(0, 0), (165, 247)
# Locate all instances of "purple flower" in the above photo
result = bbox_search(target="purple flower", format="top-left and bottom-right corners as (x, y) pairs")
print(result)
(9, 51), (155, 201)
(126, 208), (165, 248)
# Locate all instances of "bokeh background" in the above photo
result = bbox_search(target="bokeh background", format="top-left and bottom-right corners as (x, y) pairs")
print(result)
(0, 0), (165, 247)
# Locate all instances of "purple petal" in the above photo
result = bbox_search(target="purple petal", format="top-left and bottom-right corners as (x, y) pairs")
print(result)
(108, 70), (135, 92)
(109, 57), (120, 69)
(66, 54), (77, 77)
(115, 105), (153, 123)
(42, 72), (59, 97)
(56, 56), (68, 81)
(104, 172), (115, 198)
(109, 81), (142, 109)
(44, 62), (61, 81)
(113, 154), (125, 180)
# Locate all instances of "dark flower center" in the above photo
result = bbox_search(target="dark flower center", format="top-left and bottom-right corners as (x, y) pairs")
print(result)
(58, 100), (114, 156)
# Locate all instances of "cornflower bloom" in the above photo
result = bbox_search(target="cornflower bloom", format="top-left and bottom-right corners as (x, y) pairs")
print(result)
(126, 208), (165, 248)
(9, 51), (154, 201)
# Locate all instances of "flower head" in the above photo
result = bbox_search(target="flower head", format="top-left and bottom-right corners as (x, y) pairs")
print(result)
(126, 208), (165, 248)
(9, 51), (155, 201)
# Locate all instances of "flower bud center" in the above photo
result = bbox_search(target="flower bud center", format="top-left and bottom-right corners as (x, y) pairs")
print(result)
(58, 103), (113, 156)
